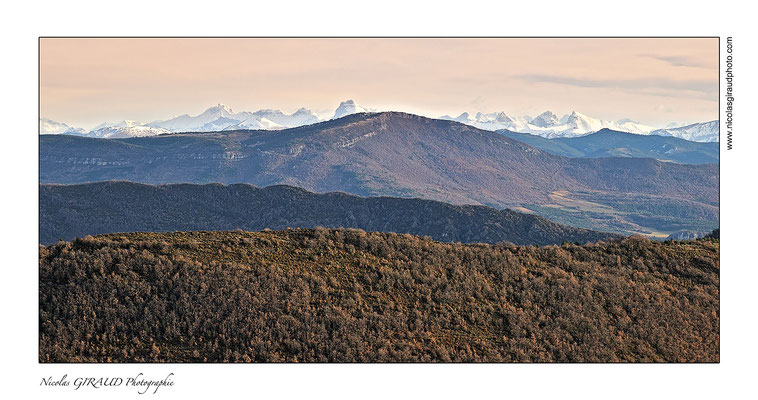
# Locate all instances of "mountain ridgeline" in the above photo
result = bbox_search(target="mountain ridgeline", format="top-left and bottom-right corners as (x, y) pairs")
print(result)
(39, 182), (620, 246)
(40, 112), (719, 236)
(497, 128), (719, 165)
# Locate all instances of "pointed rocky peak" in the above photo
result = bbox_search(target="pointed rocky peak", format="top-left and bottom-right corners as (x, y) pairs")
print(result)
(203, 103), (234, 116)
(253, 109), (286, 118)
(566, 111), (595, 125)
(294, 107), (314, 115)
(493, 112), (514, 123)
(531, 111), (560, 128)
(333, 100), (368, 119)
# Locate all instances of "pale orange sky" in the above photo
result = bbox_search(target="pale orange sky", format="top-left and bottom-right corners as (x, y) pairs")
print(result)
(40, 38), (718, 129)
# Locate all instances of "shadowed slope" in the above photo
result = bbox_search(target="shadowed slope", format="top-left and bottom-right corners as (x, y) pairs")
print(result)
(39, 181), (620, 245)
(497, 128), (719, 164)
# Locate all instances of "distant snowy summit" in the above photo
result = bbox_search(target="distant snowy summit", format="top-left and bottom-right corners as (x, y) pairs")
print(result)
(441, 110), (655, 138)
(530, 111), (561, 128)
(85, 120), (171, 139)
(649, 121), (719, 143)
(39, 100), (371, 138)
(39, 118), (87, 136)
(146, 104), (323, 132)
(439, 110), (718, 142)
(333, 100), (370, 119)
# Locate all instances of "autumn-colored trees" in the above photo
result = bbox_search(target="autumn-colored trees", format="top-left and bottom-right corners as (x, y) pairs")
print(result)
(39, 229), (719, 363)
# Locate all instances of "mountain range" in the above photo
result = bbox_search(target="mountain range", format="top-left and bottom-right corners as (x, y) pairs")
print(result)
(39, 100), (368, 138)
(440, 111), (718, 142)
(649, 121), (719, 142)
(497, 128), (719, 164)
(148, 104), (323, 132)
(39, 111), (719, 236)
(40, 101), (718, 142)
(39, 181), (621, 246)
(441, 111), (655, 137)
(39, 118), (87, 135)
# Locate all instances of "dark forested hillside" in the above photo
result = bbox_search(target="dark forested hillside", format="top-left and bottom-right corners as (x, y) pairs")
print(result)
(39, 112), (719, 235)
(39, 229), (719, 363)
(497, 128), (719, 165)
(39, 181), (619, 245)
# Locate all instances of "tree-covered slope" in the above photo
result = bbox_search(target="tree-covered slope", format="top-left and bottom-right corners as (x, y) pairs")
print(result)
(39, 181), (620, 246)
(39, 229), (719, 363)
(497, 128), (719, 164)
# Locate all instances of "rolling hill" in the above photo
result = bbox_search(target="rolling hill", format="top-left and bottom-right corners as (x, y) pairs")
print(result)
(39, 181), (620, 246)
(40, 112), (719, 235)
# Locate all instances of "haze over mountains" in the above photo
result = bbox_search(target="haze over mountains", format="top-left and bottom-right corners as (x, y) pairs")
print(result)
(40, 111), (718, 236)
(40, 100), (718, 142)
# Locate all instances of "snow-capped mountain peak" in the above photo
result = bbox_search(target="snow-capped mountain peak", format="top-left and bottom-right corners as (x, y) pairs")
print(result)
(204, 103), (234, 115)
(530, 111), (560, 128)
(86, 119), (171, 138)
(440, 111), (533, 133)
(454, 112), (472, 122)
(439, 110), (671, 139)
(96, 120), (143, 129)
(41, 99), (379, 138)
(565, 111), (603, 132)
(39, 102), (718, 143)
(39, 118), (86, 135)
(493, 112), (515, 123)
(143, 103), (327, 133)
(332, 100), (369, 119)
(650, 121), (719, 142)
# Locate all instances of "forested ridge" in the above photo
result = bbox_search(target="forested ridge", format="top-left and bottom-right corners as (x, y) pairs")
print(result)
(39, 181), (620, 246)
(497, 128), (719, 165)
(39, 229), (719, 363)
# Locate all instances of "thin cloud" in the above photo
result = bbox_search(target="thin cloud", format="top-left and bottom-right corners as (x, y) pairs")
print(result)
(654, 104), (674, 113)
(640, 54), (712, 68)
(469, 96), (486, 107)
(514, 74), (717, 99)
